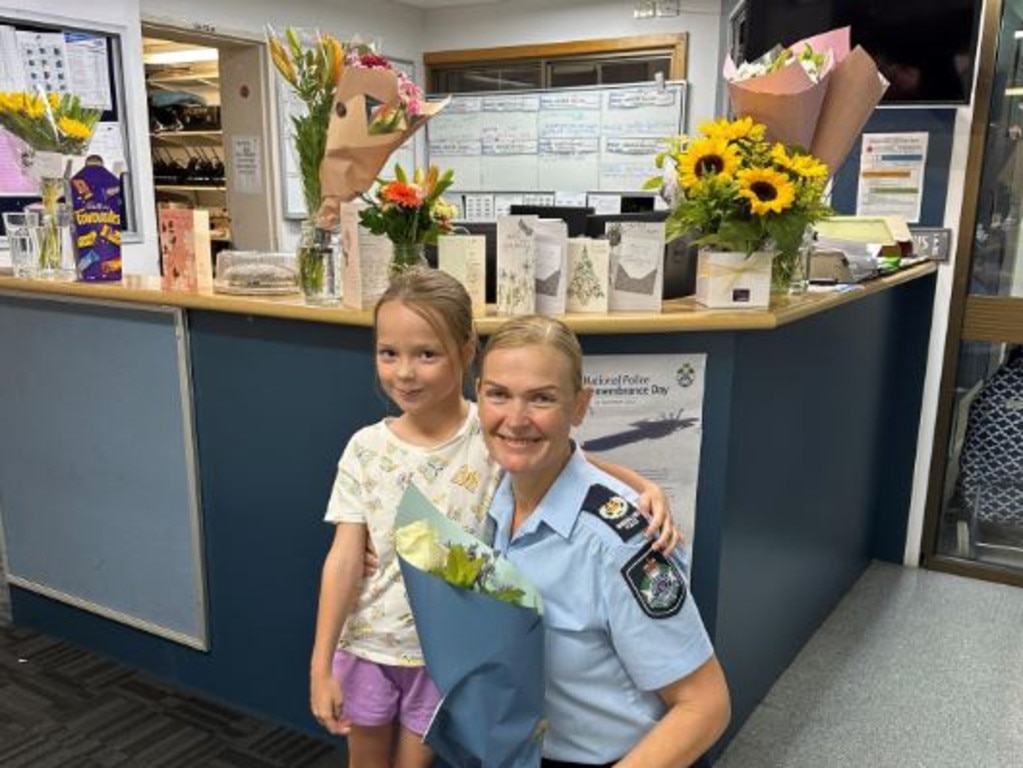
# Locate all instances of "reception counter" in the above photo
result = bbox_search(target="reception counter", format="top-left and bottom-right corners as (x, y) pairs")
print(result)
(0, 264), (936, 758)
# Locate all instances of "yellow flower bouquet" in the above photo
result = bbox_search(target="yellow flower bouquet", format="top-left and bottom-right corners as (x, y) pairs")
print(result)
(0, 90), (102, 274)
(0, 91), (100, 157)
(648, 116), (833, 292)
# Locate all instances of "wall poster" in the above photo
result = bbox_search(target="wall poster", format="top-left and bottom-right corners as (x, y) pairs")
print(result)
(575, 353), (707, 558)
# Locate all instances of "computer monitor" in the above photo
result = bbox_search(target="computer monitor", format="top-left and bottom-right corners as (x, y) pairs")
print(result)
(507, 205), (594, 237)
(585, 211), (697, 300)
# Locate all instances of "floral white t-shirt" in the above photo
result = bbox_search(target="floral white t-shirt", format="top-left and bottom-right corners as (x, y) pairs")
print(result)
(325, 403), (498, 666)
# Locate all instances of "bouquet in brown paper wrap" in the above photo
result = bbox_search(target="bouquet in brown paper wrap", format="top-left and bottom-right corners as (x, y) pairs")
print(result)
(316, 45), (449, 227)
(267, 30), (447, 300)
(725, 26), (889, 174)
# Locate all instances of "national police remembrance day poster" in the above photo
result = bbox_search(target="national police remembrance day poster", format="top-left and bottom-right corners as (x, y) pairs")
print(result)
(575, 354), (707, 555)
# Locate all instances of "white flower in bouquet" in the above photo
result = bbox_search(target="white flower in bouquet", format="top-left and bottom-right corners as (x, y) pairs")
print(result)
(732, 43), (828, 84)
(395, 520), (449, 572)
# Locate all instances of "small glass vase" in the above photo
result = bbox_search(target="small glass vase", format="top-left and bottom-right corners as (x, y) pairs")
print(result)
(390, 240), (428, 277)
(297, 219), (341, 305)
(770, 227), (813, 296)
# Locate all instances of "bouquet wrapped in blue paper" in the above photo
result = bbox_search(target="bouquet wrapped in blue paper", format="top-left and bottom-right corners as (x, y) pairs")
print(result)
(395, 483), (545, 768)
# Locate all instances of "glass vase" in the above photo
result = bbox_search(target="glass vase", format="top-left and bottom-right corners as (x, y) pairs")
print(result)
(390, 241), (428, 278)
(297, 219), (341, 305)
(770, 227), (813, 296)
(26, 176), (75, 281)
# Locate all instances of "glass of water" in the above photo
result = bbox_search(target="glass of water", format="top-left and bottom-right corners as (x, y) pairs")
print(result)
(3, 211), (41, 278)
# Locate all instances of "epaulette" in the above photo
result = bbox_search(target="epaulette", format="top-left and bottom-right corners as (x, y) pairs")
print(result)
(579, 483), (646, 543)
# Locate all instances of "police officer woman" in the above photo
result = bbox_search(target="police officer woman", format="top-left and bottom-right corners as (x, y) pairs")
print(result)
(477, 315), (730, 768)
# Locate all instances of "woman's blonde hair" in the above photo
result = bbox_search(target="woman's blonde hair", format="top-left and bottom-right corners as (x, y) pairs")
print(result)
(373, 267), (477, 381)
(481, 315), (583, 391)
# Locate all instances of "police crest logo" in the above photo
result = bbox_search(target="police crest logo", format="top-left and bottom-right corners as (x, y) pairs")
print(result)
(581, 484), (644, 542)
(621, 546), (686, 618)
(599, 495), (629, 520)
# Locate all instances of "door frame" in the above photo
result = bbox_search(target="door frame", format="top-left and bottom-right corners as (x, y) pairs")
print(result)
(920, 0), (1023, 587)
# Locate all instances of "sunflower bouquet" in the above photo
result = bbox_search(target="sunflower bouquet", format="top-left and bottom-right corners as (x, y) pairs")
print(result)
(648, 116), (832, 289)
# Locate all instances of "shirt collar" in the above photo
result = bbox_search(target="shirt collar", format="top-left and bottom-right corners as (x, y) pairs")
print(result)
(488, 443), (591, 544)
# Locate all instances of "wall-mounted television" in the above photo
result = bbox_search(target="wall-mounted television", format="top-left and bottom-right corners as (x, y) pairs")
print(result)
(742, 0), (983, 105)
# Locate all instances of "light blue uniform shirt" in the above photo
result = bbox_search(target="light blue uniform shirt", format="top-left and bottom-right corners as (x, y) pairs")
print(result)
(488, 446), (714, 764)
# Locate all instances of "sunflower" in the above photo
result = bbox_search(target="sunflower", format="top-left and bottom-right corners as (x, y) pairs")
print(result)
(771, 144), (828, 179)
(699, 116), (765, 143)
(678, 137), (741, 188)
(737, 167), (796, 216)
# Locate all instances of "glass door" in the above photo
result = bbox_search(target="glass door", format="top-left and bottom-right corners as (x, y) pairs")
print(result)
(924, 0), (1023, 585)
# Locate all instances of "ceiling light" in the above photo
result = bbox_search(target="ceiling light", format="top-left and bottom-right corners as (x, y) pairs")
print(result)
(144, 48), (219, 66)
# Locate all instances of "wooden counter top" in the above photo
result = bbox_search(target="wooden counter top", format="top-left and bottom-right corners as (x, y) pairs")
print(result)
(0, 262), (935, 335)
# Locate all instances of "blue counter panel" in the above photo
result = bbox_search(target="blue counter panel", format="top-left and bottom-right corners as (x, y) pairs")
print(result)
(0, 295), (206, 647)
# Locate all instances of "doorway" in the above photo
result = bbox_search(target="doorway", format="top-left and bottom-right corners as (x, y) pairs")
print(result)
(142, 23), (277, 254)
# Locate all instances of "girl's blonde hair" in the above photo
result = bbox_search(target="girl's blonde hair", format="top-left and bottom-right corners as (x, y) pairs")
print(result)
(374, 267), (477, 381)
(480, 315), (584, 391)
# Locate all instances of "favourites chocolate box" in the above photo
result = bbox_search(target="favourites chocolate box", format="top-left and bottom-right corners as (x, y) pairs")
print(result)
(69, 160), (123, 281)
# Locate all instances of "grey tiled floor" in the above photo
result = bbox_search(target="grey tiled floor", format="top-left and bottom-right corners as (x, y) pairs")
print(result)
(716, 561), (1023, 768)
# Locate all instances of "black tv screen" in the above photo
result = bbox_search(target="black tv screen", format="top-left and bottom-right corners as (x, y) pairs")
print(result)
(743, 0), (983, 105)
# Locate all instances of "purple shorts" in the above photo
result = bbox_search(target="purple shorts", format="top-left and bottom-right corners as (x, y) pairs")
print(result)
(332, 650), (441, 736)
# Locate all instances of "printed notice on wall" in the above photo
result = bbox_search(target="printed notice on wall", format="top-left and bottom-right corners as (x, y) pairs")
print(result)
(574, 354), (707, 557)
(231, 136), (263, 195)
(856, 132), (928, 223)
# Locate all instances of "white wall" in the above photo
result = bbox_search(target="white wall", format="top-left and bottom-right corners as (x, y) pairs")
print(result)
(422, 0), (724, 132)
(138, 0), (425, 60)
(6, 1), (156, 275)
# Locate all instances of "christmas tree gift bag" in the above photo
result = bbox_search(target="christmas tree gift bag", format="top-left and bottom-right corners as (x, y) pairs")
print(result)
(566, 237), (610, 314)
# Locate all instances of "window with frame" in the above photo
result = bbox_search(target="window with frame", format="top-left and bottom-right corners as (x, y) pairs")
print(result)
(426, 34), (687, 94)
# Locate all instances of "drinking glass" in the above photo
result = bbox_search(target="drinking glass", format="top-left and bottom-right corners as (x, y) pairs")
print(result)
(3, 211), (41, 278)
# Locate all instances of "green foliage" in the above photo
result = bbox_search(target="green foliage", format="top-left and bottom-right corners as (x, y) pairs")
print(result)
(429, 543), (526, 607)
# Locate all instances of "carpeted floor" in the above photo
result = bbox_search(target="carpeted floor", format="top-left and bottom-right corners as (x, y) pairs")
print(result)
(0, 547), (343, 767)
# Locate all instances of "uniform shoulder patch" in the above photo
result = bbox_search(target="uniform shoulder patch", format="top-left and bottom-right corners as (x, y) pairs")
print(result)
(621, 545), (687, 619)
(580, 484), (646, 542)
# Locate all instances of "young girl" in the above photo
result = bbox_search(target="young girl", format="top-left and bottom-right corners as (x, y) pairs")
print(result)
(309, 268), (677, 768)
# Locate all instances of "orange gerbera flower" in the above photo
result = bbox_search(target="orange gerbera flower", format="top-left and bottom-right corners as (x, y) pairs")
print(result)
(381, 181), (424, 207)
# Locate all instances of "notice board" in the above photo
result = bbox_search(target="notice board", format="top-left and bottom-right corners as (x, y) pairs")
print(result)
(425, 82), (686, 195)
